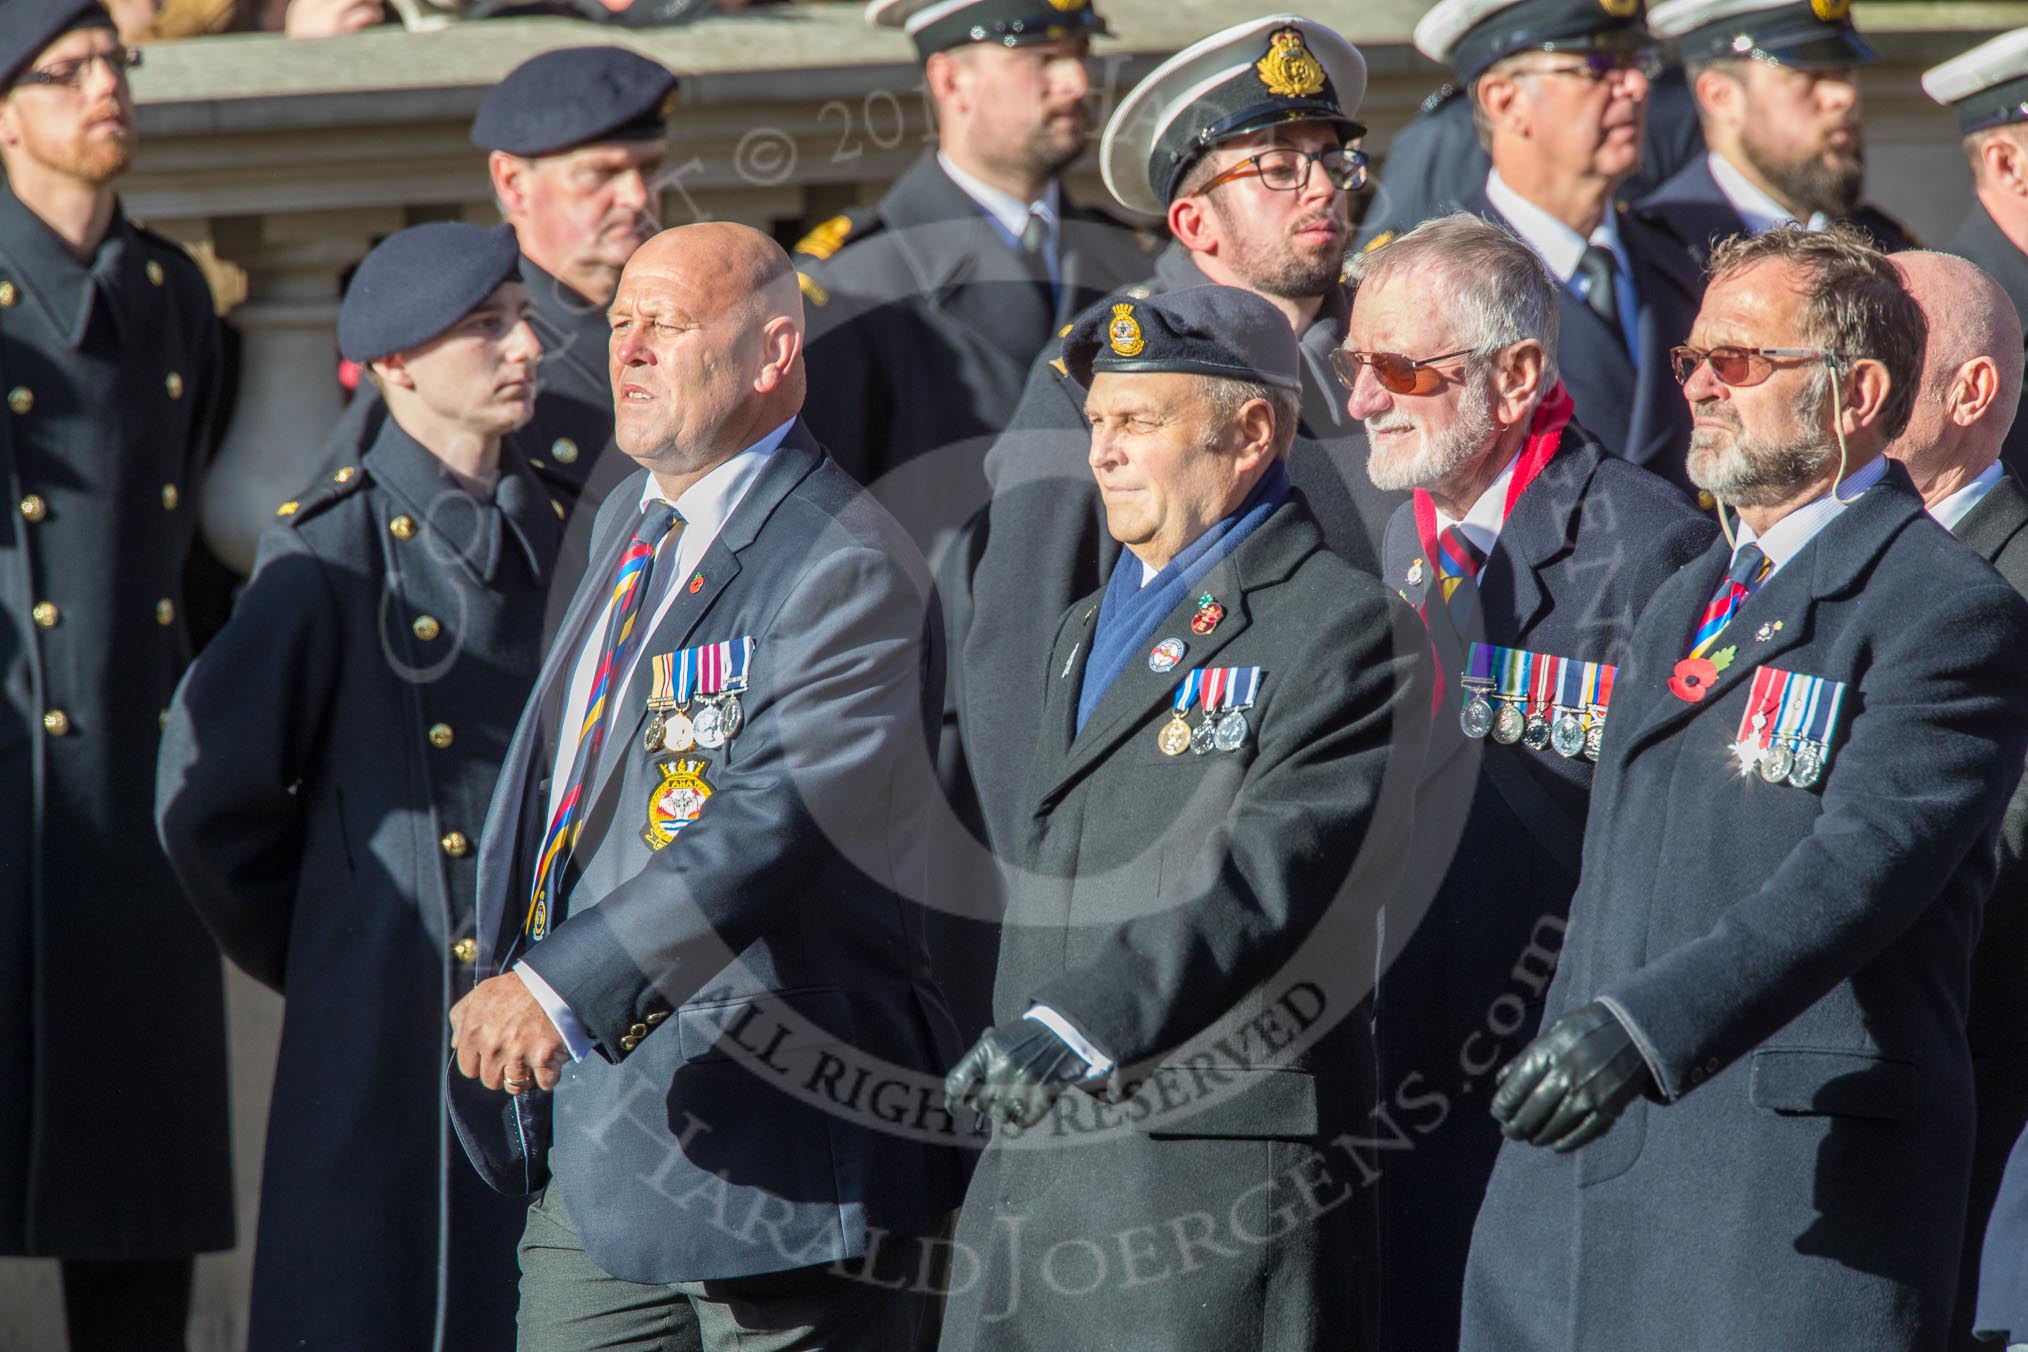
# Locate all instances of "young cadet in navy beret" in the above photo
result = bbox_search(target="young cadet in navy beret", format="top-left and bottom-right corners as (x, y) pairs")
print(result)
(945, 284), (1430, 1352)
(0, 1), (233, 1347)
(156, 221), (566, 1352)
(312, 45), (676, 609)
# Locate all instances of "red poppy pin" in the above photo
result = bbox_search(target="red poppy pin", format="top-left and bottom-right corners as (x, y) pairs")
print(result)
(688, 573), (704, 594)
(1668, 645), (1736, 702)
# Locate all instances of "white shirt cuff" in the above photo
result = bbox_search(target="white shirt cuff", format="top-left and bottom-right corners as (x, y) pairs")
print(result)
(514, 961), (596, 1062)
(1023, 1004), (1113, 1076)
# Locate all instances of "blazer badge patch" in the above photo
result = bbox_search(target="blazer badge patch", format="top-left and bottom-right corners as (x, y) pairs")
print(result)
(644, 758), (713, 850)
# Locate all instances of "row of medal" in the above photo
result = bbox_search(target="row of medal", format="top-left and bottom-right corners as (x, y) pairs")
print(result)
(1158, 666), (1263, 757)
(1459, 643), (1616, 762)
(644, 638), (755, 753)
(1730, 664), (1846, 789)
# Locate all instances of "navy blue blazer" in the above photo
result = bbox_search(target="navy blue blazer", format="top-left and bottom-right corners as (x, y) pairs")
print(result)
(1375, 421), (1715, 1347)
(1466, 187), (1704, 490)
(447, 422), (967, 1285)
(1462, 463), (2028, 1352)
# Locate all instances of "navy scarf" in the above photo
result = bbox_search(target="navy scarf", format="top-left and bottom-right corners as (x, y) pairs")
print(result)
(1076, 462), (1291, 733)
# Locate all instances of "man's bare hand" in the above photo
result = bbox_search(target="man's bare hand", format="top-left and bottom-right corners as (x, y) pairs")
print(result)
(449, 973), (567, 1094)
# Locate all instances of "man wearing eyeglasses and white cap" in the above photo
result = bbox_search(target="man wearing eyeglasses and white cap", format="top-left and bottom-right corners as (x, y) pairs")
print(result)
(0, 1), (233, 1346)
(1924, 26), (2028, 481)
(958, 14), (1404, 868)
(1409, 0), (1706, 491)
(1462, 224), (2028, 1352)
(1635, 0), (1917, 267)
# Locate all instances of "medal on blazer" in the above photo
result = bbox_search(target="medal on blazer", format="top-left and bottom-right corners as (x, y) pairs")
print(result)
(645, 650), (697, 753)
(689, 638), (755, 750)
(1466, 644), (1618, 758)
(1158, 666), (1263, 755)
(1158, 669), (1199, 757)
(1730, 665), (1846, 788)
(643, 758), (714, 849)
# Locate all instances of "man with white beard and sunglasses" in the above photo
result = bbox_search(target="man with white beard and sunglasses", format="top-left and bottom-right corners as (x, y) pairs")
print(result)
(1637, 0), (1918, 271)
(1340, 211), (1712, 1348)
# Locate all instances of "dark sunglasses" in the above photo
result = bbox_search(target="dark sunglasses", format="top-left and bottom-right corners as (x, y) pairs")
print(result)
(1329, 347), (1477, 395)
(1669, 345), (1837, 388)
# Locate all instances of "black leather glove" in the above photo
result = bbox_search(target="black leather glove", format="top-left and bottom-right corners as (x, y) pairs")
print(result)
(942, 1018), (1095, 1127)
(1489, 1001), (1655, 1152)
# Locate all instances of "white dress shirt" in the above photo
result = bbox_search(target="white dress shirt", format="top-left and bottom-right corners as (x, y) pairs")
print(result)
(1432, 452), (1521, 559)
(1928, 460), (2004, 533)
(1732, 452), (1888, 579)
(516, 419), (794, 1059)
(1485, 169), (1639, 358)
(1707, 151), (1831, 234)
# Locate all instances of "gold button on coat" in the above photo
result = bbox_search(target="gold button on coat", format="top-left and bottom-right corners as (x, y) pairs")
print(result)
(334, 466), (357, 484)
(619, 1035), (638, 1052)
(551, 438), (579, 465)
(427, 722), (454, 749)
(0, 280), (16, 307)
(42, 710), (68, 736)
(31, 601), (58, 628)
(159, 709), (170, 731)
(412, 614), (441, 641)
(277, 501), (299, 517)
(7, 387), (31, 415)
(19, 495), (45, 522)
(164, 372), (183, 400)
(146, 259), (165, 285)
(440, 831), (470, 858)
(389, 514), (416, 540)
(155, 598), (175, 625)
(161, 484), (179, 510)
(550, 500), (564, 519)
(451, 938), (477, 964)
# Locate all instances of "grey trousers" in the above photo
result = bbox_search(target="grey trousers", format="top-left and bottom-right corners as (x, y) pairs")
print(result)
(517, 1171), (942, 1352)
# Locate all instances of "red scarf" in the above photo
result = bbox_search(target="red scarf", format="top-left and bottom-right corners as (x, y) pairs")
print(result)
(1407, 381), (1576, 709)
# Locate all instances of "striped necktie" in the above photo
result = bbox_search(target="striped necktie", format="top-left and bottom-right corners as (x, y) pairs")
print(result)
(1436, 524), (1486, 604)
(1687, 543), (1769, 659)
(525, 500), (684, 940)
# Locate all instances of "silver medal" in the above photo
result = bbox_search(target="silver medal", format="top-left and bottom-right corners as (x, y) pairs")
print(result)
(1550, 711), (1586, 759)
(1460, 692), (1494, 740)
(1491, 701), (1525, 746)
(717, 693), (744, 742)
(1788, 742), (1824, 788)
(692, 700), (726, 750)
(644, 710), (667, 754)
(1759, 741), (1795, 784)
(1521, 713), (1551, 752)
(661, 710), (696, 753)
(1191, 718), (1217, 755)
(1213, 709), (1249, 752)
(1584, 709), (1606, 762)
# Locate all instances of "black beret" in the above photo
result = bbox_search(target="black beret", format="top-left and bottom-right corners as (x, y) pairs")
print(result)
(471, 47), (677, 158)
(1063, 286), (1302, 392)
(0, 0), (113, 91)
(338, 222), (523, 365)
(867, 0), (1107, 60)
(1648, 0), (1872, 70)
(1100, 16), (1367, 217)
(1416, 0), (1653, 84)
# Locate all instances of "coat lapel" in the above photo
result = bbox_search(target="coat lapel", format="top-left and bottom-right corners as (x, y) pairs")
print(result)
(1952, 469), (2028, 564)
(1478, 428), (1599, 637)
(1617, 468), (1925, 757)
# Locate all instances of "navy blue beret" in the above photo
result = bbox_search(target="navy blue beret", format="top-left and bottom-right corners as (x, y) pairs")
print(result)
(0, 0), (113, 90)
(338, 222), (522, 365)
(471, 47), (677, 157)
(1064, 286), (1302, 391)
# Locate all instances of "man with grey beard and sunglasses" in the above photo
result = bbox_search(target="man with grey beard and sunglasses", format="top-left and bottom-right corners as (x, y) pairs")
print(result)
(1339, 211), (1711, 1348)
(1462, 223), (2028, 1352)
(1636, 0), (1917, 272)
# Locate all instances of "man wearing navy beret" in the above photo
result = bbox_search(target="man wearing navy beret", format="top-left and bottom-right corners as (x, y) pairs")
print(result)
(157, 222), (563, 1352)
(0, 1), (232, 1346)
(944, 284), (1429, 1351)
(312, 45), (676, 586)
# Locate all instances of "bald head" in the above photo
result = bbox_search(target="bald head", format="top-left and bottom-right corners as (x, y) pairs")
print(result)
(1886, 251), (2023, 500)
(609, 222), (806, 493)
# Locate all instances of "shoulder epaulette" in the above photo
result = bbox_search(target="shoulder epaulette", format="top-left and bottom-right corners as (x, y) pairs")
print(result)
(794, 208), (879, 264)
(275, 463), (369, 527)
(1419, 82), (1461, 117)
